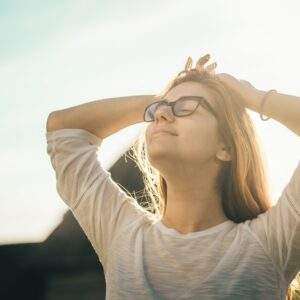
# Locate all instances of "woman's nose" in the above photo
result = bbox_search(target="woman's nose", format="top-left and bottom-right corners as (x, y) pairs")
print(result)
(154, 105), (174, 122)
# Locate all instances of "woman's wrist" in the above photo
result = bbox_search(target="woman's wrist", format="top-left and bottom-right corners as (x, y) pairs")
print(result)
(243, 88), (266, 112)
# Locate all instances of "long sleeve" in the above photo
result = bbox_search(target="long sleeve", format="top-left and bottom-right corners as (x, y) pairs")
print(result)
(248, 159), (300, 285)
(46, 128), (148, 266)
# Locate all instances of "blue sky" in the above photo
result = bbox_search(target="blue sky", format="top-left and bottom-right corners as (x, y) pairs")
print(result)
(1, 0), (300, 245)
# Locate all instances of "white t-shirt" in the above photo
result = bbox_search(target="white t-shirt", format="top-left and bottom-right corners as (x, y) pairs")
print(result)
(46, 128), (300, 300)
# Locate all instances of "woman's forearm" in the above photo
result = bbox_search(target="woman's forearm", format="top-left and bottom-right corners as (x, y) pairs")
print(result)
(248, 89), (300, 137)
(46, 95), (155, 139)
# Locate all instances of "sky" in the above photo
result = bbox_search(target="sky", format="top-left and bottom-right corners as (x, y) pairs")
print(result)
(1, 0), (300, 245)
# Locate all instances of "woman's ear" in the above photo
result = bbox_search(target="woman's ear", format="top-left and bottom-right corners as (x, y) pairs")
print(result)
(216, 144), (232, 162)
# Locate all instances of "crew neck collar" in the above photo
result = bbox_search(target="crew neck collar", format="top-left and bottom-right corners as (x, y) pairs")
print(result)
(155, 219), (234, 238)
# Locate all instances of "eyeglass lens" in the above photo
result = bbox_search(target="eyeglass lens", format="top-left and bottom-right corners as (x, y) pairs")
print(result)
(144, 98), (200, 121)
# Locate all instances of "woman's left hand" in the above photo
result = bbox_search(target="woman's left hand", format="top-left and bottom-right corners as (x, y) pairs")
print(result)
(200, 55), (265, 109)
(215, 73), (265, 109)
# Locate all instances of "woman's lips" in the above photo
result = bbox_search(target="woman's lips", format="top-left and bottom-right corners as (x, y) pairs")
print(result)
(151, 127), (177, 137)
(152, 131), (173, 136)
(150, 130), (177, 143)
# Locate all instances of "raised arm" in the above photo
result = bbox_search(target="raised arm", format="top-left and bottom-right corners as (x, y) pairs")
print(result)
(46, 94), (156, 265)
(46, 94), (156, 137)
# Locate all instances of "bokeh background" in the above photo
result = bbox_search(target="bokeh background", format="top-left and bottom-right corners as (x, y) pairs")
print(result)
(1, 0), (299, 250)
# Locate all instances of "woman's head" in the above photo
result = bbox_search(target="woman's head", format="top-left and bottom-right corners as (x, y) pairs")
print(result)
(129, 56), (272, 223)
(144, 80), (232, 183)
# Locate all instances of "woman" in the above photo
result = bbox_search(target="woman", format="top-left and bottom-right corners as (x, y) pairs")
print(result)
(46, 54), (300, 299)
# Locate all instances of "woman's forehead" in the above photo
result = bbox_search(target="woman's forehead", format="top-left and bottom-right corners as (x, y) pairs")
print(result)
(164, 82), (216, 106)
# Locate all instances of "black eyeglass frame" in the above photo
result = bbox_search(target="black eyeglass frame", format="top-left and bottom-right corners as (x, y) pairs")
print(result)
(143, 96), (218, 122)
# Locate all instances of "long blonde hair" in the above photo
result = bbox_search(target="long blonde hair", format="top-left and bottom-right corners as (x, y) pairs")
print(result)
(127, 57), (298, 299)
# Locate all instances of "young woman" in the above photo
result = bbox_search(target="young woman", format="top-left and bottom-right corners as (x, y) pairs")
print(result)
(46, 54), (300, 299)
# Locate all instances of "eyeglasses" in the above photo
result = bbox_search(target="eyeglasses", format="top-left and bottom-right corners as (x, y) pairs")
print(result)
(143, 96), (218, 122)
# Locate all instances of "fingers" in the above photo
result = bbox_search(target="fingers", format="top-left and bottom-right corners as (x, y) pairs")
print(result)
(196, 54), (211, 72)
(182, 53), (218, 76)
(184, 56), (193, 71)
(206, 62), (217, 75)
(196, 54), (218, 75)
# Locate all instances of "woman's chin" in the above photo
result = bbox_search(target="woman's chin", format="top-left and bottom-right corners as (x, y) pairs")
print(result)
(147, 147), (171, 163)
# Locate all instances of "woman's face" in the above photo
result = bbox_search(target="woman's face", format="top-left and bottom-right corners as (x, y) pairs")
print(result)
(145, 81), (231, 171)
